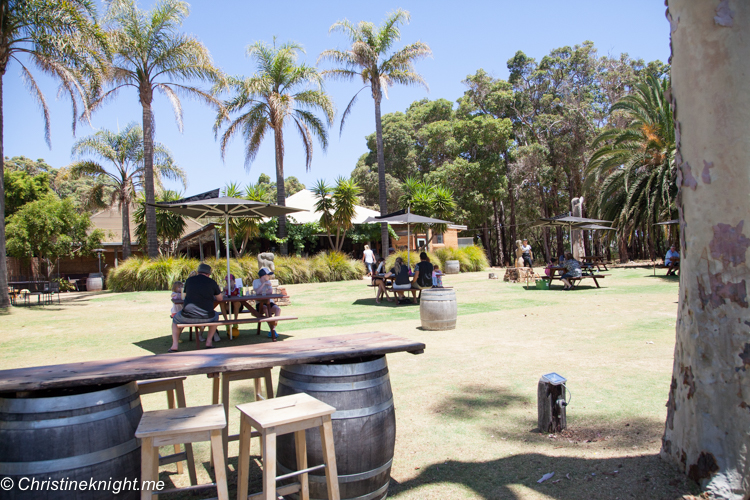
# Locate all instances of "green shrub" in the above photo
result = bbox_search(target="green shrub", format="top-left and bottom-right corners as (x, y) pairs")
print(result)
(460, 245), (490, 271)
(106, 251), (365, 291)
(384, 246), (488, 274)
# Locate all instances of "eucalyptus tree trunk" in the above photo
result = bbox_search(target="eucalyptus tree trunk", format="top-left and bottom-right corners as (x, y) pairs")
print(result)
(140, 91), (158, 258)
(121, 197), (131, 259)
(661, 2), (750, 498)
(492, 199), (504, 266)
(374, 91), (389, 251)
(274, 127), (288, 255)
(0, 74), (9, 310)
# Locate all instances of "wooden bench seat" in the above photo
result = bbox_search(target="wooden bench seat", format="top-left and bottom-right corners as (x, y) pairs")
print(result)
(543, 274), (608, 288)
(176, 315), (297, 329)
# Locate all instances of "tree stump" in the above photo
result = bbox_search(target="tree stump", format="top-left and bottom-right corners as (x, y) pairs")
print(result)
(538, 377), (567, 433)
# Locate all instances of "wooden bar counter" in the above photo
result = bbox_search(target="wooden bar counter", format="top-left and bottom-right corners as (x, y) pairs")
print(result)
(0, 332), (425, 393)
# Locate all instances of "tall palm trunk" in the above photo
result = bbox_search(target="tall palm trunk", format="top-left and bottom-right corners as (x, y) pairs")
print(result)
(0, 74), (9, 309)
(140, 90), (158, 258)
(662, 3), (750, 497)
(121, 195), (131, 259)
(274, 126), (288, 255)
(374, 90), (389, 251)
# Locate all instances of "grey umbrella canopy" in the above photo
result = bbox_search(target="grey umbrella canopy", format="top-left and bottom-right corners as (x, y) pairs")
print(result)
(576, 224), (617, 231)
(532, 214), (614, 255)
(655, 219), (680, 225)
(150, 190), (306, 291)
(363, 209), (452, 267)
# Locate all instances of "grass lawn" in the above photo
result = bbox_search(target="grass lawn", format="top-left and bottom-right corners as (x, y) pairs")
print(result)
(0, 267), (699, 499)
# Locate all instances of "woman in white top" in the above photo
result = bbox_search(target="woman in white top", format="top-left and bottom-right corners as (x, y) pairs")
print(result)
(362, 244), (376, 277)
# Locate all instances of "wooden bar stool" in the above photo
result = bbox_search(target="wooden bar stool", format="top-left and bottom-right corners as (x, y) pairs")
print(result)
(207, 368), (274, 467)
(236, 393), (340, 500)
(136, 377), (197, 485)
(136, 404), (229, 500)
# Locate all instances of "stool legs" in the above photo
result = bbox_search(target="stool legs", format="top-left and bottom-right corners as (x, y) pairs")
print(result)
(261, 431), (277, 500)
(236, 414), (252, 500)
(140, 437), (159, 500)
(294, 430), (309, 500)
(210, 429), (230, 500)
(320, 416), (341, 500)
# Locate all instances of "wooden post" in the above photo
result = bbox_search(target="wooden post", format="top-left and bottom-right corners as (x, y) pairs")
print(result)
(537, 378), (566, 433)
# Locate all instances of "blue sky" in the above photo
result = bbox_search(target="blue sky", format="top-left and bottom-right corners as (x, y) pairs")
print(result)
(4, 1), (670, 196)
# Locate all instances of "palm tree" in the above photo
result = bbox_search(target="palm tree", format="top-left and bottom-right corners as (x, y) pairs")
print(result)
(587, 73), (676, 261)
(91, 0), (222, 258)
(133, 190), (186, 256)
(0, 0), (104, 310)
(399, 177), (455, 250)
(214, 40), (334, 255)
(69, 123), (186, 259)
(319, 9), (432, 249)
(312, 178), (362, 252)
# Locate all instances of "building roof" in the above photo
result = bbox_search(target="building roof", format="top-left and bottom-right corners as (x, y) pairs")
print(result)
(90, 205), (204, 246)
(283, 189), (381, 225)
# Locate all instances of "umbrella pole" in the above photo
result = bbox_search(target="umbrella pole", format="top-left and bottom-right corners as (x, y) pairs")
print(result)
(407, 206), (411, 269)
(225, 213), (231, 294)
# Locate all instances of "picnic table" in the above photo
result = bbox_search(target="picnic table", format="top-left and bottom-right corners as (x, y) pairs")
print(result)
(543, 266), (607, 289)
(172, 293), (286, 340)
(580, 255), (609, 271)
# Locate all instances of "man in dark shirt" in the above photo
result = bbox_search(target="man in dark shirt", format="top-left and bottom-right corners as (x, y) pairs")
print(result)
(170, 263), (222, 352)
(411, 252), (433, 303)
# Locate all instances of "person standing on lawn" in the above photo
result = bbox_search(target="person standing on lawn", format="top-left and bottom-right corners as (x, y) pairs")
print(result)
(253, 267), (281, 341)
(521, 239), (534, 268)
(169, 263), (222, 352)
(363, 244), (376, 277)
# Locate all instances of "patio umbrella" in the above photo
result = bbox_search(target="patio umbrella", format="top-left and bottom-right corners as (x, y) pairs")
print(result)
(150, 190), (305, 290)
(532, 214), (613, 254)
(363, 207), (451, 267)
(654, 219), (679, 225)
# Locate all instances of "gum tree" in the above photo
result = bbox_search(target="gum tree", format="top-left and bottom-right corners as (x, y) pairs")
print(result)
(661, 2), (750, 498)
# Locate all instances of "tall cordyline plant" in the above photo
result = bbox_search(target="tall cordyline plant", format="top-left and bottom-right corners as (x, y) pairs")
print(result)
(0, 0), (106, 309)
(91, 0), (222, 259)
(312, 178), (362, 251)
(213, 40), (334, 255)
(319, 9), (432, 251)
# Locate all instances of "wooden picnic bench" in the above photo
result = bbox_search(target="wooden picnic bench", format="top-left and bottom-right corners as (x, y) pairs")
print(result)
(543, 267), (608, 289)
(175, 315), (298, 348)
(580, 255), (610, 271)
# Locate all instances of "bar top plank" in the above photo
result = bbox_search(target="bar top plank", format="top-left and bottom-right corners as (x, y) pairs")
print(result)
(0, 332), (426, 393)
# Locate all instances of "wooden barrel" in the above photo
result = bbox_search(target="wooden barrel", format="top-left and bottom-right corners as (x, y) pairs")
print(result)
(277, 356), (395, 500)
(420, 288), (457, 330)
(445, 260), (460, 274)
(0, 382), (142, 499)
(86, 273), (103, 292)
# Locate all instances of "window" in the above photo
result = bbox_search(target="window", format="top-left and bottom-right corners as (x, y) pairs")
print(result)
(435, 234), (444, 244)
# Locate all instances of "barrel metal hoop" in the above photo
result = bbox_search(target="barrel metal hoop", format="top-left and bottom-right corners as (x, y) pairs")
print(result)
(332, 398), (393, 420)
(282, 356), (387, 377)
(0, 382), (138, 413)
(278, 374), (390, 393)
(309, 481), (390, 500)
(0, 398), (140, 430)
(277, 458), (392, 484)
(0, 438), (139, 475)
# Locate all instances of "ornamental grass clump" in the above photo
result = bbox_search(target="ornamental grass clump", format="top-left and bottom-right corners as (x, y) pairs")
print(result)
(274, 255), (314, 284)
(311, 251), (365, 282)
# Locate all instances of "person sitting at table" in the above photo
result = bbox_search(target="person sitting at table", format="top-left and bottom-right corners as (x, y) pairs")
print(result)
(559, 252), (582, 290)
(253, 267), (281, 341)
(545, 258), (557, 277)
(220, 274), (243, 339)
(665, 245), (680, 276)
(383, 257), (415, 305)
(410, 252), (434, 303)
(372, 257), (391, 303)
(170, 281), (183, 318)
(169, 263), (222, 352)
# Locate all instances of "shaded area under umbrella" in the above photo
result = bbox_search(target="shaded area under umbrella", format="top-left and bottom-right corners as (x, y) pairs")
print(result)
(363, 208), (451, 267)
(149, 190), (306, 289)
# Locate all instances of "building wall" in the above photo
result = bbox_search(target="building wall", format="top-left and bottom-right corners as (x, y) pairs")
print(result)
(391, 228), (460, 250)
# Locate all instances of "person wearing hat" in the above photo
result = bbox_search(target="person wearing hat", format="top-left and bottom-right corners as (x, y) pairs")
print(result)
(170, 263), (222, 352)
(253, 267), (281, 341)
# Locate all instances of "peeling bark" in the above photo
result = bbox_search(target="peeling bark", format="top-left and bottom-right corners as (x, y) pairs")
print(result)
(662, 1), (750, 498)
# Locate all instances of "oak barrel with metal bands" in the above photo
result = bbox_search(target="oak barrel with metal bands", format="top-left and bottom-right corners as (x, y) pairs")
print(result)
(419, 288), (458, 331)
(277, 355), (395, 500)
(0, 382), (142, 499)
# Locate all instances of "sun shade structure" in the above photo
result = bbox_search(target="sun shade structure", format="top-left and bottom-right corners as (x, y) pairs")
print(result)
(531, 214), (614, 254)
(363, 208), (452, 267)
(655, 219), (680, 225)
(150, 189), (306, 289)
